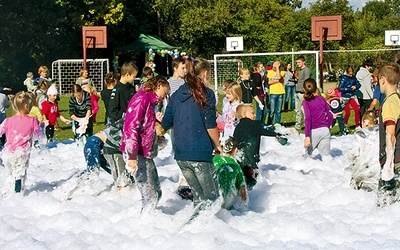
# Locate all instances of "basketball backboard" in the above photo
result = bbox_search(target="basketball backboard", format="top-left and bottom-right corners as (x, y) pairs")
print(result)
(226, 37), (243, 52)
(82, 26), (107, 48)
(385, 30), (400, 46)
(311, 16), (342, 41)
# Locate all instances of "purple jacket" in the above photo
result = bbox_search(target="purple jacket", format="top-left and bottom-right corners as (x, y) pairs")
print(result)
(303, 95), (333, 137)
(120, 87), (160, 160)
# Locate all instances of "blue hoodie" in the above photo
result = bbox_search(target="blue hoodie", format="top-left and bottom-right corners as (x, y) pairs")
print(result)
(162, 83), (217, 162)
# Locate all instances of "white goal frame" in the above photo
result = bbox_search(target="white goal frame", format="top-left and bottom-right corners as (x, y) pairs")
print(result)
(52, 59), (109, 95)
(213, 51), (320, 91)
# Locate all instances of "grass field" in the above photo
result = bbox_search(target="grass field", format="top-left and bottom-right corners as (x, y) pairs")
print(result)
(6, 93), (358, 141)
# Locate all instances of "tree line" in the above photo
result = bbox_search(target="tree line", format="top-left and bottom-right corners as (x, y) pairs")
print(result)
(0, 0), (399, 91)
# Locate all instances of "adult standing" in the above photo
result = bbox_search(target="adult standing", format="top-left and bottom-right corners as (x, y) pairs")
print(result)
(283, 62), (296, 111)
(267, 61), (285, 125)
(252, 62), (267, 122)
(356, 59), (374, 117)
(295, 55), (312, 130)
(162, 58), (222, 210)
(69, 84), (92, 139)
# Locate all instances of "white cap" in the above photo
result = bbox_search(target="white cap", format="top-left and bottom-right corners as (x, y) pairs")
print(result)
(47, 85), (58, 95)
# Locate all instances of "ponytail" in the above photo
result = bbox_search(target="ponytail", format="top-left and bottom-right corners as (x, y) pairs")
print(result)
(303, 78), (317, 101)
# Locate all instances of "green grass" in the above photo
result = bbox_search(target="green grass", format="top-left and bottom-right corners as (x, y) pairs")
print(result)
(4, 92), (357, 141)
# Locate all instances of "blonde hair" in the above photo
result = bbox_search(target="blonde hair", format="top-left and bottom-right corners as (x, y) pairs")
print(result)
(12, 91), (33, 115)
(362, 110), (378, 128)
(225, 82), (242, 102)
(89, 85), (97, 95)
(236, 103), (253, 120)
(79, 68), (88, 77)
(38, 66), (49, 74)
(222, 79), (234, 92)
(238, 67), (250, 82)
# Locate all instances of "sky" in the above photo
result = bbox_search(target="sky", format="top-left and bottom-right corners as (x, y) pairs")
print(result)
(0, 126), (399, 249)
(302, 0), (371, 11)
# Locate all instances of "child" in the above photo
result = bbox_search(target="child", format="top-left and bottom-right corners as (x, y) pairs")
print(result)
(0, 91), (9, 149)
(349, 111), (379, 192)
(212, 136), (248, 210)
(38, 66), (52, 88)
(101, 72), (117, 124)
(221, 82), (242, 137)
(141, 66), (154, 84)
(41, 85), (70, 142)
(69, 84), (92, 140)
(302, 78), (333, 159)
(121, 76), (170, 212)
(338, 66), (361, 131)
(233, 103), (288, 190)
(75, 68), (93, 87)
(24, 72), (36, 93)
(326, 87), (345, 135)
(0, 92), (41, 194)
(35, 81), (48, 110)
(83, 85), (100, 126)
(376, 62), (400, 207)
(216, 80), (235, 133)
(237, 68), (253, 104)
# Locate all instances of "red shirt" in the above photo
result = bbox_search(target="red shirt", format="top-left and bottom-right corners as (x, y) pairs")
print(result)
(41, 100), (60, 126)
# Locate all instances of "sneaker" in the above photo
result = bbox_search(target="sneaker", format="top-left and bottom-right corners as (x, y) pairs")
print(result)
(379, 178), (396, 191)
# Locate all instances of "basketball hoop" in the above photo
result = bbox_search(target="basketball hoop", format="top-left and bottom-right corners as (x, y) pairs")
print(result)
(82, 26), (107, 68)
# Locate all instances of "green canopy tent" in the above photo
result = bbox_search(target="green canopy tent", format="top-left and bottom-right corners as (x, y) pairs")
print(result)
(117, 34), (180, 52)
(116, 34), (181, 76)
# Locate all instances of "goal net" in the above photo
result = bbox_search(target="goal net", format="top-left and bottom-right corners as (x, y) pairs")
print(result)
(212, 51), (319, 91)
(52, 59), (109, 95)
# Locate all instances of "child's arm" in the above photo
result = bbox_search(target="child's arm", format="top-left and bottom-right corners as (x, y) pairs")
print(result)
(91, 95), (99, 114)
(59, 115), (71, 124)
(381, 123), (396, 181)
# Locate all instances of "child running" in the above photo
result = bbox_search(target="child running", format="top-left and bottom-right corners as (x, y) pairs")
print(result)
(302, 78), (333, 159)
(233, 103), (288, 190)
(0, 92), (42, 195)
(41, 85), (70, 142)
(121, 76), (170, 212)
(212, 136), (248, 210)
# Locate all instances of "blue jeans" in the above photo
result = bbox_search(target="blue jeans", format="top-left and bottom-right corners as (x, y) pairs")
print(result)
(284, 85), (296, 110)
(84, 136), (110, 174)
(268, 94), (283, 125)
(255, 98), (268, 123)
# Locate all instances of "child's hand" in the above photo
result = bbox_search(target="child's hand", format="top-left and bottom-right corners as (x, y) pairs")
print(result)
(43, 120), (49, 127)
(258, 102), (264, 110)
(304, 136), (311, 148)
(126, 160), (138, 175)
(155, 112), (164, 122)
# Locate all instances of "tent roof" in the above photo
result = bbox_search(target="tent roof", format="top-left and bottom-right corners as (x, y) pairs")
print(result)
(117, 34), (180, 52)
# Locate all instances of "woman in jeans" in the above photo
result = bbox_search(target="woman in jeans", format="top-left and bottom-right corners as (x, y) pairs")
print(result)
(162, 58), (222, 211)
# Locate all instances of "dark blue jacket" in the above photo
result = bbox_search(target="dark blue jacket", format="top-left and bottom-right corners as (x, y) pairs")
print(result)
(162, 83), (217, 162)
(338, 75), (361, 98)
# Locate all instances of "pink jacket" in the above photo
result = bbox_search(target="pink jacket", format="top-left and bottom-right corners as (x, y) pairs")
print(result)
(120, 87), (160, 160)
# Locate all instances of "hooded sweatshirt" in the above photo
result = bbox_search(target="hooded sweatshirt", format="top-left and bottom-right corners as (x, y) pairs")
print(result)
(162, 82), (217, 162)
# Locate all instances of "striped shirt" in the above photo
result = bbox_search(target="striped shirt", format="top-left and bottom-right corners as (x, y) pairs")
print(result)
(168, 78), (185, 96)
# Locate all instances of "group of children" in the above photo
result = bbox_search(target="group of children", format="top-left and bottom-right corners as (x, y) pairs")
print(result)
(1, 59), (399, 214)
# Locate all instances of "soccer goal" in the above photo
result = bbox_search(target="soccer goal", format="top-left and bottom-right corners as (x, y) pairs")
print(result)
(212, 51), (319, 91)
(52, 59), (109, 95)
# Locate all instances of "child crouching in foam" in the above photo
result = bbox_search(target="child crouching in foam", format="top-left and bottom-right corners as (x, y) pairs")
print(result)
(0, 92), (42, 195)
(233, 103), (288, 190)
(349, 111), (380, 192)
(213, 136), (248, 210)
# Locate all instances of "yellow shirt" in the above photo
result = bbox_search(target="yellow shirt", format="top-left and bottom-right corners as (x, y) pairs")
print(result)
(382, 93), (400, 124)
(267, 70), (285, 95)
(29, 106), (43, 122)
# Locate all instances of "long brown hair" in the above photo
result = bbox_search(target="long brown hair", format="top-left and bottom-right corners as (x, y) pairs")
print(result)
(303, 78), (317, 101)
(184, 58), (210, 109)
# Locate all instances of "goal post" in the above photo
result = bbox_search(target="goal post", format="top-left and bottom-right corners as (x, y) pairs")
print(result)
(213, 51), (320, 92)
(52, 59), (109, 95)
